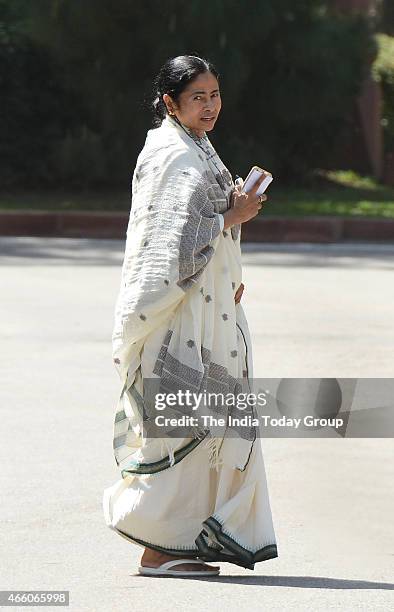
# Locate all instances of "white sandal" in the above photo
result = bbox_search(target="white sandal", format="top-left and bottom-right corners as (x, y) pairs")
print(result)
(138, 558), (220, 577)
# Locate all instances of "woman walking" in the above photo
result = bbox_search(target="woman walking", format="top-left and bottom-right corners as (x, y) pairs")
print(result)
(103, 54), (278, 577)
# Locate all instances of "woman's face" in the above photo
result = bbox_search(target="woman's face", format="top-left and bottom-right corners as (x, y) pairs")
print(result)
(163, 71), (222, 137)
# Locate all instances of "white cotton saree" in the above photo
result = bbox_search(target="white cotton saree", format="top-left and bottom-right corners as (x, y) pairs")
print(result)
(103, 114), (278, 570)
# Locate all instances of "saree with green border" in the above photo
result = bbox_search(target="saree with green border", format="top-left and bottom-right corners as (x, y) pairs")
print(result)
(103, 114), (278, 569)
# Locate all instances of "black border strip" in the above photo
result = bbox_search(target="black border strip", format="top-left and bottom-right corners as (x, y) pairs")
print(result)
(111, 515), (278, 571)
(120, 433), (208, 476)
(198, 516), (278, 569)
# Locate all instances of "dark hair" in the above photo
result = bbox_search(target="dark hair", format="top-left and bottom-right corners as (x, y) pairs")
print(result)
(150, 54), (219, 127)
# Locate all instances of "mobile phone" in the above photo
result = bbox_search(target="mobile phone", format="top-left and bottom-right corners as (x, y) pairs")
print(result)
(243, 165), (273, 196)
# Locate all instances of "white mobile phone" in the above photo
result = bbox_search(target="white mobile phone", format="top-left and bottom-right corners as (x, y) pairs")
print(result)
(243, 165), (273, 195)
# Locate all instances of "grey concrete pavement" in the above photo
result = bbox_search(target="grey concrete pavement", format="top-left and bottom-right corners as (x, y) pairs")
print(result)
(0, 237), (393, 612)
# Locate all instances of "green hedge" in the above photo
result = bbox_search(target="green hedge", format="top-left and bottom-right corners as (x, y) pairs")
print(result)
(0, 0), (86, 188)
(372, 33), (394, 152)
(2, 0), (377, 188)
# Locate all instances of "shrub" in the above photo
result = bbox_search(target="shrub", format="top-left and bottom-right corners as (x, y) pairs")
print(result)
(372, 33), (394, 152)
(4, 0), (377, 188)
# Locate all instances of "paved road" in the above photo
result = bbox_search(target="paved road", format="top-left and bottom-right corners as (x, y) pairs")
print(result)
(1, 238), (393, 612)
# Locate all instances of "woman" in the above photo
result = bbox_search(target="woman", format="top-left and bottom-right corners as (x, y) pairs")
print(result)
(103, 54), (278, 577)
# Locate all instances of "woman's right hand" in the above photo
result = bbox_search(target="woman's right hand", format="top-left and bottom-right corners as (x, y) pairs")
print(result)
(223, 173), (268, 229)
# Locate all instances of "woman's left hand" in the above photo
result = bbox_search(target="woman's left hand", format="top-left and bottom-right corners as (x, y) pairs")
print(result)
(234, 283), (244, 304)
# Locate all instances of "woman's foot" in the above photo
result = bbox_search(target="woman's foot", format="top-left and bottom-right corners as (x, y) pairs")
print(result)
(140, 548), (219, 573)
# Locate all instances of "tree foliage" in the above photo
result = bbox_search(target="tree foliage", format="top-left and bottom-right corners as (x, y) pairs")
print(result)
(2, 0), (376, 188)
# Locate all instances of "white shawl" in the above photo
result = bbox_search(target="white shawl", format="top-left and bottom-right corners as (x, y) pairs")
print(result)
(111, 114), (257, 476)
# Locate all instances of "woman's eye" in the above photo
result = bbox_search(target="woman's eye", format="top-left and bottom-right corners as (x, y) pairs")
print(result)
(194, 93), (220, 100)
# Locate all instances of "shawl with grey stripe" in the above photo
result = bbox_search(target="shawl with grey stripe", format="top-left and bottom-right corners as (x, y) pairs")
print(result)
(111, 114), (257, 476)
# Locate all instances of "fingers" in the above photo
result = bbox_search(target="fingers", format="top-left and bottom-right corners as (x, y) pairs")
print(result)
(257, 193), (267, 205)
(234, 178), (244, 193)
(234, 283), (244, 302)
(249, 171), (268, 196)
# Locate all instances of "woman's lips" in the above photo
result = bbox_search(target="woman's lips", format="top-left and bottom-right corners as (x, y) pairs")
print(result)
(201, 116), (215, 122)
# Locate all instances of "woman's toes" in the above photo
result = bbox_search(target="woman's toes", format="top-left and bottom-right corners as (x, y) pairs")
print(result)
(163, 562), (219, 572)
(140, 550), (219, 572)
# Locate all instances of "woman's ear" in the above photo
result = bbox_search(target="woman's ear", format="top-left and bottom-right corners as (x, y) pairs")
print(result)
(163, 93), (176, 115)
